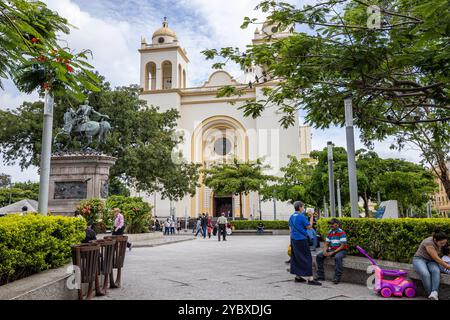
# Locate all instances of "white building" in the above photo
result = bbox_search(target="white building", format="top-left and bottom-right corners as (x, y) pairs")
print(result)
(133, 18), (312, 220)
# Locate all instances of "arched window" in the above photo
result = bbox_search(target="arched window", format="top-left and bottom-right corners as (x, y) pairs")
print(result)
(183, 69), (186, 88)
(145, 62), (156, 91)
(178, 64), (182, 88)
(162, 60), (172, 89)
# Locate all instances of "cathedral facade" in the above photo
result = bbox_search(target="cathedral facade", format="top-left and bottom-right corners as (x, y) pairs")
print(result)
(133, 19), (312, 220)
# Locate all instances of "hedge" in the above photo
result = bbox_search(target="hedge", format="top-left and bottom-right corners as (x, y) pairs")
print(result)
(317, 218), (450, 263)
(231, 220), (289, 230)
(0, 214), (86, 285)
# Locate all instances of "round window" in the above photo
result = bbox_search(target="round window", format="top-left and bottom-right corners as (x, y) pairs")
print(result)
(214, 137), (232, 156)
(158, 37), (165, 44)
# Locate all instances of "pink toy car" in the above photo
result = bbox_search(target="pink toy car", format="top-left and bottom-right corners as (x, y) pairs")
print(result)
(356, 246), (416, 298)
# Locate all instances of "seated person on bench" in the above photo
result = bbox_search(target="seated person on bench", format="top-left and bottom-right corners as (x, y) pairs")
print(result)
(257, 222), (265, 234)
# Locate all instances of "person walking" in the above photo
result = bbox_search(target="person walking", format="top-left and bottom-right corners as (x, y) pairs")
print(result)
(217, 212), (228, 241)
(195, 217), (203, 237)
(201, 213), (207, 239)
(177, 218), (181, 233)
(289, 201), (321, 285)
(112, 208), (132, 251)
(170, 218), (175, 235)
(164, 219), (170, 235)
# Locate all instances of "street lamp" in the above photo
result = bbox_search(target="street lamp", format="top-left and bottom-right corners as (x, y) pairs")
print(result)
(336, 179), (342, 217)
(327, 141), (336, 217)
(344, 94), (359, 218)
(37, 91), (54, 215)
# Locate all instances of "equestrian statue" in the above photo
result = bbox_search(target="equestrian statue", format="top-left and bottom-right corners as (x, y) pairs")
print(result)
(54, 99), (111, 152)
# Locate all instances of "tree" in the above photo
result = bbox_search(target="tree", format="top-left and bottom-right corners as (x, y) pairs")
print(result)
(202, 0), (450, 201)
(260, 155), (315, 205)
(1, 0), (99, 97)
(203, 158), (276, 219)
(0, 79), (200, 201)
(0, 173), (11, 188)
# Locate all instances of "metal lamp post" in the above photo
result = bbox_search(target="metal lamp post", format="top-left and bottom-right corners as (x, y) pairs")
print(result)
(337, 179), (342, 217)
(327, 141), (336, 217)
(273, 189), (277, 221)
(37, 90), (54, 215)
(344, 94), (360, 218)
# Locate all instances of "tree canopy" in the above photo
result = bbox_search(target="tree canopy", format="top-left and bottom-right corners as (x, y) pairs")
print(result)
(202, 0), (450, 201)
(0, 78), (200, 201)
(270, 148), (437, 216)
(0, 0), (99, 98)
(203, 158), (276, 218)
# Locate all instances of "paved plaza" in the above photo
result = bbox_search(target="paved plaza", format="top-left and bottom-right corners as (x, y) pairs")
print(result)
(100, 235), (391, 300)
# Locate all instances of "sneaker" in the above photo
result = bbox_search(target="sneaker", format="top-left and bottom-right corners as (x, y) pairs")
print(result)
(295, 277), (306, 283)
(332, 278), (340, 284)
(307, 280), (322, 286)
(428, 291), (439, 300)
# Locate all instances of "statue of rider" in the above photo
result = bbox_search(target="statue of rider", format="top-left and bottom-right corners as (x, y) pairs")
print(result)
(74, 99), (109, 128)
(62, 107), (76, 134)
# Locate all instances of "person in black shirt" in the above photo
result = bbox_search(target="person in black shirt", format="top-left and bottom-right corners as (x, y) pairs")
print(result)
(82, 224), (97, 243)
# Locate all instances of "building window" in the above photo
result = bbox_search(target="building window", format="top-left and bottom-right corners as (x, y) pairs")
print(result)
(214, 137), (232, 156)
(162, 61), (172, 89)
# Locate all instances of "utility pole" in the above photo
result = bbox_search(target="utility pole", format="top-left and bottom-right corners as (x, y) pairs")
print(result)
(344, 94), (359, 218)
(323, 195), (328, 218)
(336, 179), (342, 217)
(327, 141), (336, 217)
(273, 189), (277, 220)
(37, 91), (54, 215)
(258, 193), (262, 220)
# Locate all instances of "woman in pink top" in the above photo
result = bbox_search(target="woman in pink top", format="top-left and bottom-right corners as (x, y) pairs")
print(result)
(112, 208), (132, 251)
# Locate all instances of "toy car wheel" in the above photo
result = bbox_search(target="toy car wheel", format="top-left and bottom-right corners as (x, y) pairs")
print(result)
(380, 287), (393, 298)
(404, 287), (416, 298)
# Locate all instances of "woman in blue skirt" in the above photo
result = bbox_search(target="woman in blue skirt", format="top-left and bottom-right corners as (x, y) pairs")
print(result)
(289, 201), (322, 286)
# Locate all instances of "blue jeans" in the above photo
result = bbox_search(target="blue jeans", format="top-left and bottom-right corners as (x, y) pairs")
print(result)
(412, 257), (441, 295)
(307, 229), (318, 250)
(202, 225), (207, 238)
(316, 250), (347, 280)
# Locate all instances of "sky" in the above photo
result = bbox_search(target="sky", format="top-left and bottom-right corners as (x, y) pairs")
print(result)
(0, 0), (423, 182)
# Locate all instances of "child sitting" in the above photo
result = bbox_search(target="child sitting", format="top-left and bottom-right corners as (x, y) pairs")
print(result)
(439, 245), (450, 274)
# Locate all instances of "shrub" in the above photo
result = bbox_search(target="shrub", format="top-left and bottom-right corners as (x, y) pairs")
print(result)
(105, 195), (152, 234)
(76, 198), (105, 230)
(231, 220), (289, 230)
(317, 218), (450, 263)
(0, 214), (85, 285)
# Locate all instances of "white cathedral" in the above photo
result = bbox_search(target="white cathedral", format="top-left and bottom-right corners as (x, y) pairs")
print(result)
(132, 18), (312, 221)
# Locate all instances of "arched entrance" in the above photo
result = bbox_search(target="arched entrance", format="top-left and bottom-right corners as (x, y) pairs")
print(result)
(191, 115), (249, 218)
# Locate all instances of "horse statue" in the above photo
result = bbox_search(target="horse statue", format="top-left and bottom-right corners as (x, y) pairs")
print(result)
(54, 100), (111, 152)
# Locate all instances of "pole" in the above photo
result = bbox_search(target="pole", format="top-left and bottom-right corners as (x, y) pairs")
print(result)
(37, 90), (54, 215)
(273, 189), (277, 220)
(344, 95), (359, 218)
(336, 179), (342, 217)
(323, 195), (328, 218)
(258, 193), (262, 220)
(426, 201), (431, 218)
(377, 190), (381, 206)
(184, 207), (188, 232)
(153, 192), (157, 217)
(327, 141), (336, 217)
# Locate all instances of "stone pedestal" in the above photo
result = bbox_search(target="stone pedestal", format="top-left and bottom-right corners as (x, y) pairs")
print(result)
(48, 154), (116, 215)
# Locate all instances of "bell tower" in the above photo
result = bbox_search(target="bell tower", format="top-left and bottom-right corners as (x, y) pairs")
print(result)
(139, 18), (189, 110)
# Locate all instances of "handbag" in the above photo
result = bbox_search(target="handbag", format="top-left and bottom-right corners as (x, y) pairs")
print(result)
(213, 226), (218, 236)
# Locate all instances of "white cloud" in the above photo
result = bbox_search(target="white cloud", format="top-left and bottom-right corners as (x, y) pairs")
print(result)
(44, 0), (139, 86)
